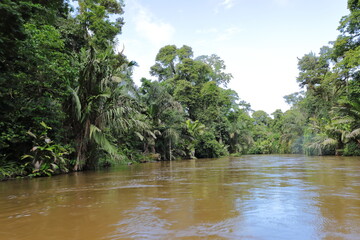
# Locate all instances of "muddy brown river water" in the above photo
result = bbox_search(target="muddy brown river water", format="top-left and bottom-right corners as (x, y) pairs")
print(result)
(1, 155), (360, 239)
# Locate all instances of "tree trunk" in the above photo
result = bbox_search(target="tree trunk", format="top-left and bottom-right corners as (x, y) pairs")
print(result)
(169, 139), (172, 161)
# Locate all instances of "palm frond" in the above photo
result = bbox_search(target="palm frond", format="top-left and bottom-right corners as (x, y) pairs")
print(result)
(163, 128), (180, 143)
(89, 124), (118, 156)
(68, 86), (82, 121)
(347, 128), (360, 139)
(322, 138), (338, 146)
(146, 129), (160, 139)
(306, 142), (323, 155)
(134, 131), (144, 141)
(331, 117), (355, 125)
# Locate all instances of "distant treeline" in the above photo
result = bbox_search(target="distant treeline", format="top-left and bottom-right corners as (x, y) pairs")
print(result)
(1, 0), (359, 180)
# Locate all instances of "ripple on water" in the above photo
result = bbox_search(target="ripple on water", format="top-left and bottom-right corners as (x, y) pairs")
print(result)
(1, 155), (360, 240)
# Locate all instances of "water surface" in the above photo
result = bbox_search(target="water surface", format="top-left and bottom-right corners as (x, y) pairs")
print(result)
(1, 155), (360, 239)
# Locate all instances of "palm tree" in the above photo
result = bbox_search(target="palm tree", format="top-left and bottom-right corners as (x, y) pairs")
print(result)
(68, 46), (142, 170)
(331, 96), (360, 150)
(140, 79), (184, 159)
(184, 120), (205, 158)
(162, 127), (179, 160)
(303, 117), (337, 155)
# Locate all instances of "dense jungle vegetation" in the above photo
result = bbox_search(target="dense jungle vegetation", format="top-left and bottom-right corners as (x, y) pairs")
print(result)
(1, 0), (360, 180)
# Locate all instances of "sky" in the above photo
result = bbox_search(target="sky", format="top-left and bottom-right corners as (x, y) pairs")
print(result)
(118, 0), (349, 114)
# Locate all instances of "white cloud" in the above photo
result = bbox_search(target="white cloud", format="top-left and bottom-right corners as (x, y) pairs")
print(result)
(196, 28), (218, 34)
(117, 1), (177, 85)
(215, 26), (242, 41)
(214, 0), (236, 13)
(220, 46), (300, 114)
(221, 0), (235, 9)
(132, 2), (175, 46)
(195, 26), (242, 42)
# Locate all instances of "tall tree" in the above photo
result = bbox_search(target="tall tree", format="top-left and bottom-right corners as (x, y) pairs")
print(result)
(139, 78), (184, 160)
(0, 0), (73, 166)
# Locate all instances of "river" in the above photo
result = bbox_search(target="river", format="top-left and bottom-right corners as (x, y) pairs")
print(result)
(1, 155), (360, 239)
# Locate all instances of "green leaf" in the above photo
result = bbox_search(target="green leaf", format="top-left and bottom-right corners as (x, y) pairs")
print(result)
(89, 124), (118, 156)
(27, 131), (37, 139)
(40, 121), (52, 130)
(68, 86), (82, 121)
(134, 131), (144, 141)
(21, 155), (34, 160)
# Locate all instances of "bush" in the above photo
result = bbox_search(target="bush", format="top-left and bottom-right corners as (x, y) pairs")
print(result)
(195, 132), (228, 158)
(22, 122), (71, 177)
(343, 142), (360, 156)
(248, 139), (272, 154)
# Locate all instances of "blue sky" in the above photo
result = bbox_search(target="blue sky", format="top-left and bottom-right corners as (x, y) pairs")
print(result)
(118, 0), (349, 114)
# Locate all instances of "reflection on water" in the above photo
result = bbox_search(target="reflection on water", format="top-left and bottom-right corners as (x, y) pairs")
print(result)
(1, 155), (360, 239)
